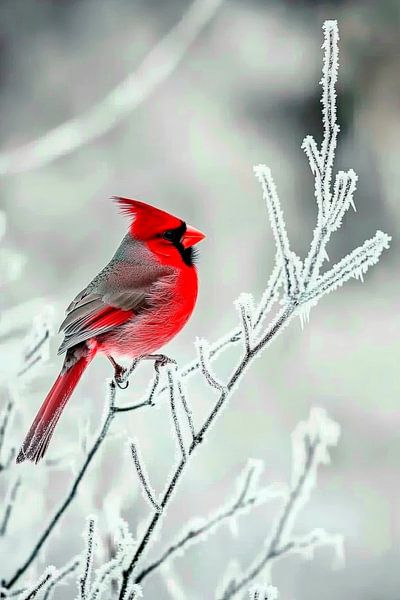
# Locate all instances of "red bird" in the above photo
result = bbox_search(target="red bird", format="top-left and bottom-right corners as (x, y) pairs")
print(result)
(17, 198), (205, 464)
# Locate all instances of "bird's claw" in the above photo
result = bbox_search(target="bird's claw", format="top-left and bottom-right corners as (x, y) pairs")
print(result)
(154, 355), (177, 373)
(116, 379), (129, 390)
(114, 365), (129, 389)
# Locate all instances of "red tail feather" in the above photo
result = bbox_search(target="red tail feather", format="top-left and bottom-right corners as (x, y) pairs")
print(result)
(17, 352), (94, 464)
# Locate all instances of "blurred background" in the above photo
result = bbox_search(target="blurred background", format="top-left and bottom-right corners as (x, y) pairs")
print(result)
(0, 0), (399, 598)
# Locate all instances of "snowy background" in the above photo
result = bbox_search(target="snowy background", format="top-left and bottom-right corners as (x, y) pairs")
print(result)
(0, 0), (399, 598)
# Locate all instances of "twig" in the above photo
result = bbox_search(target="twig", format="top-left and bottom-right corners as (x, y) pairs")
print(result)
(0, 477), (21, 536)
(167, 369), (187, 461)
(79, 517), (96, 600)
(175, 376), (196, 444)
(135, 463), (285, 584)
(0, 396), (14, 471)
(42, 559), (80, 600)
(114, 367), (161, 412)
(235, 294), (254, 355)
(130, 442), (161, 514)
(0, 0), (224, 175)
(196, 338), (227, 394)
(19, 567), (57, 600)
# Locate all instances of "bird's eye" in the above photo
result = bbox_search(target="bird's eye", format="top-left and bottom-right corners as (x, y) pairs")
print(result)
(162, 230), (175, 241)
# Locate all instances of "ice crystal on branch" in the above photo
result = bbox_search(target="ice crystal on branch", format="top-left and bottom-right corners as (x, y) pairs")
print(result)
(254, 19), (389, 326)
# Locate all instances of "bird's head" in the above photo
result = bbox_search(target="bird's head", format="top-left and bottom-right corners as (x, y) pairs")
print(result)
(114, 197), (205, 267)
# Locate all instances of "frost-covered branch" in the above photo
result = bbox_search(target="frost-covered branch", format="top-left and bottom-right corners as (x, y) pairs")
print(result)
(196, 338), (227, 394)
(78, 517), (96, 600)
(34, 518), (136, 600)
(0, 477), (21, 536)
(218, 409), (342, 599)
(0, 395), (15, 472)
(167, 369), (187, 461)
(18, 567), (57, 600)
(135, 461), (286, 584)
(175, 376), (196, 444)
(130, 442), (161, 514)
(2, 376), (154, 591)
(42, 559), (80, 600)
(0, 0), (224, 175)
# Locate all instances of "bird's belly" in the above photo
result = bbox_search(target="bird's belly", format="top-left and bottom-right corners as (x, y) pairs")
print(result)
(98, 302), (193, 359)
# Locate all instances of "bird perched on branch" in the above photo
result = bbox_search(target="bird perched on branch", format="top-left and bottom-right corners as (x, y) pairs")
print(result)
(17, 198), (205, 464)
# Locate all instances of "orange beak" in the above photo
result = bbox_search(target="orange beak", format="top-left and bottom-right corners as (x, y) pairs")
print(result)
(182, 224), (206, 249)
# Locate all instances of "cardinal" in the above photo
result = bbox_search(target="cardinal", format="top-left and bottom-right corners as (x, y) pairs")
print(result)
(17, 198), (205, 464)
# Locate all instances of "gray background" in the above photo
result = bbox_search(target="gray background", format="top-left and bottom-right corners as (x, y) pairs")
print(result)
(0, 0), (399, 598)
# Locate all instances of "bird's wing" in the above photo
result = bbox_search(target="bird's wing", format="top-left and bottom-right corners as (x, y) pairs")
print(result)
(58, 260), (173, 355)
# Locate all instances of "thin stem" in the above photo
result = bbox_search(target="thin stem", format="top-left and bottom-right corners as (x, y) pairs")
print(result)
(196, 339), (227, 394)
(176, 377), (196, 443)
(79, 518), (96, 600)
(167, 370), (186, 461)
(130, 443), (161, 513)
(0, 477), (21, 536)
(42, 559), (80, 600)
(0, 397), (14, 469)
(238, 302), (252, 354)
(20, 568), (56, 600)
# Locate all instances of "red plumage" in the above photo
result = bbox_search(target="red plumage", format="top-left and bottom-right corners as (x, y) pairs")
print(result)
(17, 199), (205, 464)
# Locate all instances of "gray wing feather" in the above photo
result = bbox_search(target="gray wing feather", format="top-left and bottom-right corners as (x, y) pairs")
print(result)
(57, 289), (150, 355)
(57, 235), (173, 355)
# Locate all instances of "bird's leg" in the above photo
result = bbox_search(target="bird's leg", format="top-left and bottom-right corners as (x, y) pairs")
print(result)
(139, 354), (177, 373)
(107, 355), (129, 389)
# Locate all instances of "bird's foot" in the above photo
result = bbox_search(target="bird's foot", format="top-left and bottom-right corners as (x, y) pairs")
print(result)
(107, 354), (129, 389)
(114, 365), (129, 389)
(138, 353), (176, 372)
(152, 354), (177, 373)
